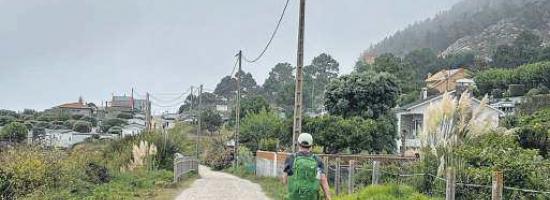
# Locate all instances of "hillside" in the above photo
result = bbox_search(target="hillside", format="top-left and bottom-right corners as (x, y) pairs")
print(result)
(365, 0), (550, 59)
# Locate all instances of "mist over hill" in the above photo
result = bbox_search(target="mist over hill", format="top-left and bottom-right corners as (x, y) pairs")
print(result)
(365, 0), (550, 59)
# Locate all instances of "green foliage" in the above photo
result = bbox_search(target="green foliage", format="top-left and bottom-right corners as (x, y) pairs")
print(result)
(82, 116), (98, 127)
(240, 110), (285, 152)
(178, 94), (197, 114)
(230, 95), (271, 126)
(492, 31), (545, 68)
(0, 109), (19, 118)
(214, 70), (258, 99)
(262, 62), (295, 103)
(515, 108), (550, 158)
(0, 123), (194, 199)
(304, 53), (340, 110)
(499, 114), (520, 129)
(71, 114), (84, 120)
(517, 94), (550, 115)
(303, 115), (396, 154)
(0, 115), (16, 126)
(214, 76), (238, 100)
(108, 126), (122, 135)
(101, 118), (127, 133)
(73, 121), (92, 133)
(474, 61), (550, 96)
(370, 53), (422, 94)
(454, 132), (550, 199)
(334, 185), (438, 200)
(0, 122), (28, 143)
(117, 112), (133, 120)
(398, 91), (421, 106)
(201, 108), (223, 134)
(325, 72), (399, 119)
(32, 127), (46, 140)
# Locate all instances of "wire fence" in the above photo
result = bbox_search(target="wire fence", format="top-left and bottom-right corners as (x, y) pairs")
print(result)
(173, 153), (199, 183)
(323, 158), (550, 200)
(253, 151), (550, 200)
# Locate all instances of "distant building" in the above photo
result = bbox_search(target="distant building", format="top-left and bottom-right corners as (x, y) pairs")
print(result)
(364, 56), (376, 65)
(46, 102), (93, 117)
(490, 96), (524, 116)
(426, 68), (470, 93)
(395, 90), (504, 156)
(110, 96), (133, 108)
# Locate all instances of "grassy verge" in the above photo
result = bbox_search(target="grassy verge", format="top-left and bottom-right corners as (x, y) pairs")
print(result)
(1, 123), (197, 200)
(224, 167), (287, 200)
(141, 172), (199, 200)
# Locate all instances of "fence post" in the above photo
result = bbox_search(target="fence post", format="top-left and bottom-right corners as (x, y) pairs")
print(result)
(173, 154), (178, 183)
(446, 167), (456, 200)
(348, 160), (355, 194)
(335, 158), (341, 195)
(323, 156), (329, 177)
(372, 160), (380, 185)
(273, 152), (278, 177)
(492, 170), (503, 200)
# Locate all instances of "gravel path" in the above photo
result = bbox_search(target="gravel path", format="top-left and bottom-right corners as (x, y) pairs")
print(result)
(175, 165), (272, 200)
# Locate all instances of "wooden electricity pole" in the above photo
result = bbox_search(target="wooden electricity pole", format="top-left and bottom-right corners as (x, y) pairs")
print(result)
(235, 50), (242, 166)
(146, 92), (151, 132)
(292, 0), (306, 153)
(196, 85), (203, 158)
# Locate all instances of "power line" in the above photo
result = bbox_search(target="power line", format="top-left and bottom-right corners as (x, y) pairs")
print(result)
(229, 57), (239, 77)
(148, 88), (192, 103)
(242, 0), (291, 63)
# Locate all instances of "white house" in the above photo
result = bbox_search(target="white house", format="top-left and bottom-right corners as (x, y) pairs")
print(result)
(395, 91), (504, 156)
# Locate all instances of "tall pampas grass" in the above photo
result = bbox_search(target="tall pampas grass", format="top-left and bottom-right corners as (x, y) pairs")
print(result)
(128, 140), (158, 171)
(420, 91), (495, 177)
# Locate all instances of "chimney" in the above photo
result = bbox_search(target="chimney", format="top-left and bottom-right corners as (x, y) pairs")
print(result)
(421, 87), (428, 100)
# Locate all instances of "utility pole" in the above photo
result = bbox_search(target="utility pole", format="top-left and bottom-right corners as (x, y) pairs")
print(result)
(146, 92), (151, 132)
(196, 85), (203, 158)
(234, 50), (242, 166)
(292, 0), (306, 153)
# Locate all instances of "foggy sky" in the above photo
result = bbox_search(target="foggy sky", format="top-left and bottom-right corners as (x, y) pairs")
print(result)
(0, 0), (461, 113)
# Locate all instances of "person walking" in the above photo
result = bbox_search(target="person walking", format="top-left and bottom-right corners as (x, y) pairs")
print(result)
(282, 133), (331, 200)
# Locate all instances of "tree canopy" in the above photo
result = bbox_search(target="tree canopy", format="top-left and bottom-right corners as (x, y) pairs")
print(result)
(201, 108), (223, 135)
(0, 122), (28, 143)
(262, 63), (295, 102)
(325, 72), (399, 119)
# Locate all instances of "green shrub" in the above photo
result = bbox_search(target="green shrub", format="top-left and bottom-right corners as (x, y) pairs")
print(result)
(73, 121), (92, 133)
(0, 116), (16, 126)
(117, 112), (133, 120)
(335, 185), (438, 200)
(108, 126), (122, 135)
(0, 122), (28, 143)
(71, 114), (84, 120)
(82, 116), (98, 127)
(101, 118), (127, 133)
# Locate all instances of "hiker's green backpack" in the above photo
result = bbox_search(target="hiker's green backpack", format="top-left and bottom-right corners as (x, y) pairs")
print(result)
(288, 154), (320, 200)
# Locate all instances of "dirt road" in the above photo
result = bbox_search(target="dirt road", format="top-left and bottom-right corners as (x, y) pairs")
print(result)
(175, 165), (271, 200)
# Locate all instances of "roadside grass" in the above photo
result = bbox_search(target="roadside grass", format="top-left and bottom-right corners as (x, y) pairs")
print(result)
(4, 123), (198, 200)
(141, 172), (199, 200)
(224, 166), (287, 200)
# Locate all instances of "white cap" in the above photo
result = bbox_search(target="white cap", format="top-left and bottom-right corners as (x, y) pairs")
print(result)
(297, 133), (313, 147)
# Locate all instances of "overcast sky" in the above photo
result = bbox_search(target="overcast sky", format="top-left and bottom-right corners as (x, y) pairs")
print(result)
(0, 0), (461, 113)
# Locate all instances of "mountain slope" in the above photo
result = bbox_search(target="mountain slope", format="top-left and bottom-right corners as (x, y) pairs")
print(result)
(366, 0), (550, 58)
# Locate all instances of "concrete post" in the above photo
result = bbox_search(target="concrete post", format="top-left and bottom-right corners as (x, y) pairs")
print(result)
(348, 160), (355, 194)
(446, 167), (456, 200)
(335, 158), (341, 195)
(372, 161), (380, 185)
